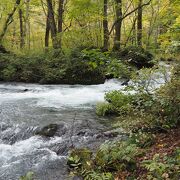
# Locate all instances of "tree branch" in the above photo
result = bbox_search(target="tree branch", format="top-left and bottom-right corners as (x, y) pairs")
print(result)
(109, 0), (152, 35)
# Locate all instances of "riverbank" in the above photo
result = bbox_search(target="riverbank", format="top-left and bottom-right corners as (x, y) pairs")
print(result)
(67, 62), (180, 179)
(0, 47), (155, 85)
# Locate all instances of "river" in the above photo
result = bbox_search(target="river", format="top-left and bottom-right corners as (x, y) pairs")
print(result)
(0, 79), (125, 180)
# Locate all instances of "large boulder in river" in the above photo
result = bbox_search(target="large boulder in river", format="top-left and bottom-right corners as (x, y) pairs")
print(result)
(36, 123), (66, 137)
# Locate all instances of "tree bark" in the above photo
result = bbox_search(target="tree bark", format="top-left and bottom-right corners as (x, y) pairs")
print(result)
(113, 0), (122, 51)
(19, 8), (25, 48)
(45, 10), (50, 48)
(57, 0), (64, 48)
(0, 0), (21, 44)
(46, 0), (59, 49)
(137, 0), (143, 46)
(25, 0), (31, 49)
(103, 0), (109, 51)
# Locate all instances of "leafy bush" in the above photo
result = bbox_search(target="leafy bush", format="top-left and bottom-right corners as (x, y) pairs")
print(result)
(0, 49), (106, 84)
(98, 63), (180, 130)
(105, 91), (134, 114)
(96, 102), (116, 116)
(67, 148), (113, 180)
(95, 141), (141, 172)
(129, 131), (155, 148)
(142, 150), (180, 180)
(114, 46), (154, 69)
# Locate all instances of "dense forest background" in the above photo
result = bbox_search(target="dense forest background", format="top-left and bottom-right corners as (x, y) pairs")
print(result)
(0, 0), (179, 54)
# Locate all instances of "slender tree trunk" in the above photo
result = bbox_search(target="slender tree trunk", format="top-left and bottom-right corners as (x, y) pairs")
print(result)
(137, 0), (142, 46)
(46, 0), (59, 49)
(103, 0), (109, 51)
(113, 0), (122, 51)
(12, 22), (16, 48)
(25, 0), (31, 49)
(45, 10), (50, 48)
(19, 8), (25, 48)
(0, 0), (21, 44)
(58, 0), (64, 48)
(125, 17), (137, 47)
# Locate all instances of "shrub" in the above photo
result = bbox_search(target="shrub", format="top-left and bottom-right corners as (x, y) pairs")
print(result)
(96, 103), (116, 116)
(95, 141), (141, 172)
(105, 91), (134, 114)
(142, 150), (180, 180)
(114, 46), (154, 69)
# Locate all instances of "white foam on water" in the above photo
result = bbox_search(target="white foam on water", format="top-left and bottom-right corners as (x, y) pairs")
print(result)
(0, 136), (64, 168)
(0, 79), (124, 108)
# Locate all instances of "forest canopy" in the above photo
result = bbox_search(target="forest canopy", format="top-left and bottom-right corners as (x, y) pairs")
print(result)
(0, 0), (179, 54)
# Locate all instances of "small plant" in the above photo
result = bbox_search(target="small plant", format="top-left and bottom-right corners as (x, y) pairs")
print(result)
(129, 131), (155, 148)
(19, 172), (34, 180)
(95, 141), (141, 172)
(67, 148), (93, 170)
(142, 150), (180, 180)
(105, 91), (134, 115)
(96, 102), (115, 116)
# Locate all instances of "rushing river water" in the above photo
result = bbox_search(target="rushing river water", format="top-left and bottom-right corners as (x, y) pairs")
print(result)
(0, 65), (171, 180)
(0, 79), (126, 180)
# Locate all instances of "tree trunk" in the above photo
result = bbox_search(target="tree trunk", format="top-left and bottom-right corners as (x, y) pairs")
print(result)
(25, 0), (31, 49)
(113, 0), (122, 51)
(137, 0), (142, 47)
(57, 0), (64, 48)
(46, 0), (58, 49)
(19, 8), (25, 48)
(0, 0), (21, 44)
(45, 10), (50, 48)
(103, 0), (109, 51)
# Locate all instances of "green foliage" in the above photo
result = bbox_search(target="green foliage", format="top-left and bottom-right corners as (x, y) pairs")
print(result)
(0, 49), (106, 84)
(81, 48), (107, 69)
(96, 102), (115, 116)
(105, 91), (134, 115)
(106, 58), (132, 79)
(142, 150), (180, 180)
(67, 148), (113, 180)
(96, 91), (133, 116)
(129, 131), (155, 148)
(95, 141), (141, 172)
(67, 141), (141, 179)
(19, 172), (34, 180)
(115, 46), (154, 69)
(99, 63), (180, 131)
(67, 148), (93, 170)
(81, 170), (113, 180)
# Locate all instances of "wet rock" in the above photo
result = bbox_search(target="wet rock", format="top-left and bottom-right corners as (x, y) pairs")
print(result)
(73, 176), (83, 180)
(50, 143), (69, 156)
(95, 131), (119, 139)
(23, 89), (29, 92)
(76, 129), (93, 136)
(36, 123), (66, 137)
(121, 79), (129, 86)
(36, 124), (58, 137)
(103, 131), (119, 138)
